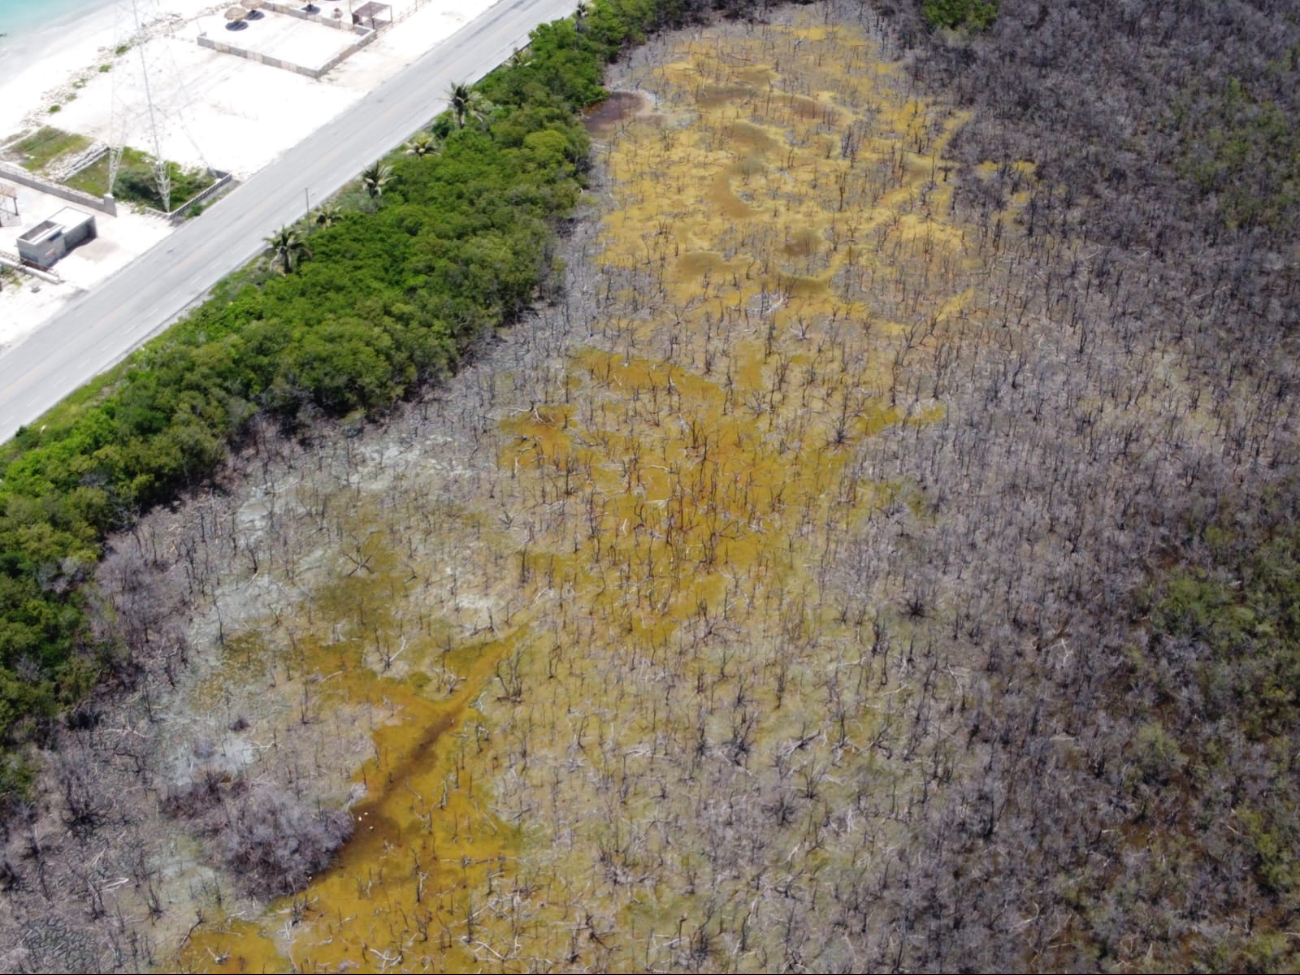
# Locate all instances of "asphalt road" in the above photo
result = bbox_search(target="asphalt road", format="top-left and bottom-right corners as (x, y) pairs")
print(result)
(0, 0), (577, 444)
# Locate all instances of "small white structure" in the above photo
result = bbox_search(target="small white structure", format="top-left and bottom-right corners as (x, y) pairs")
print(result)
(16, 207), (98, 269)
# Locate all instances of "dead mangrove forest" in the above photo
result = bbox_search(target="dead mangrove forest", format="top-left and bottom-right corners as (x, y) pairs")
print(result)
(2, 1), (1299, 972)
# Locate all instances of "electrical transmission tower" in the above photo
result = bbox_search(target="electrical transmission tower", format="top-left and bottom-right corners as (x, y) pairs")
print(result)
(108, 0), (209, 212)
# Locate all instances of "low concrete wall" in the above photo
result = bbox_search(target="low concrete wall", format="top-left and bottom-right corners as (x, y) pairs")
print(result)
(171, 171), (234, 223)
(318, 28), (377, 75)
(198, 24), (375, 79)
(142, 170), (235, 225)
(0, 161), (117, 216)
(48, 142), (110, 183)
(262, 1), (373, 34)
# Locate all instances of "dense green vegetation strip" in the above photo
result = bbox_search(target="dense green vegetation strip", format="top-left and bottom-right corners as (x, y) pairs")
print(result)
(921, 0), (997, 31)
(0, 0), (680, 805)
(1175, 71), (1300, 230)
(1096, 509), (1300, 970)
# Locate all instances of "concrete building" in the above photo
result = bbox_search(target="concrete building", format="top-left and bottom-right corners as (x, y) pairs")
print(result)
(16, 207), (98, 269)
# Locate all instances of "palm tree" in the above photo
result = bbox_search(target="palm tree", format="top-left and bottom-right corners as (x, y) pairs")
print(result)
(467, 92), (496, 129)
(448, 82), (472, 129)
(361, 160), (392, 199)
(265, 225), (309, 274)
(404, 132), (440, 158)
(508, 47), (531, 69)
(313, 203), (342, 228)
(575, 1), (588, 20)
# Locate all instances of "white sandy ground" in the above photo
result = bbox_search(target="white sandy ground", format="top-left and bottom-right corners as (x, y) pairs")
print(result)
(198, 8), (358, 72)
(0, 0), (504, 347)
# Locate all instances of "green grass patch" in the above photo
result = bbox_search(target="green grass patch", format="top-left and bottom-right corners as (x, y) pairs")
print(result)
(4, 127), (91, 172)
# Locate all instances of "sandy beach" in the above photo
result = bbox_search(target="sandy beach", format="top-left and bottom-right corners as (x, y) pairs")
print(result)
(0, 1), (121, 113)
(0, 0), (506, 346)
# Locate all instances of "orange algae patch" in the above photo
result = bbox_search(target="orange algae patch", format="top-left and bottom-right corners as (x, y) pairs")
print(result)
(175, 506), (528, 973)
(483, 25), (1026, 964)
(280, 632), (524, 974)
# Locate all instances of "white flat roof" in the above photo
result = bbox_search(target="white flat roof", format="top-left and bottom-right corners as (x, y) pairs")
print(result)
(49, 206), (95, 229)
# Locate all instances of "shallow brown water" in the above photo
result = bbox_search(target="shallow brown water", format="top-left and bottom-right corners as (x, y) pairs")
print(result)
(584, 90), (653, 137)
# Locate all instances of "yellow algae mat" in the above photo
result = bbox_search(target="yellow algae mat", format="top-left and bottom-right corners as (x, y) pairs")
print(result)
(181, 10), (1027, 973)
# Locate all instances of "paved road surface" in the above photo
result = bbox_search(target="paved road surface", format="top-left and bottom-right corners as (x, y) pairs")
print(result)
(0, 0), (577, 444)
